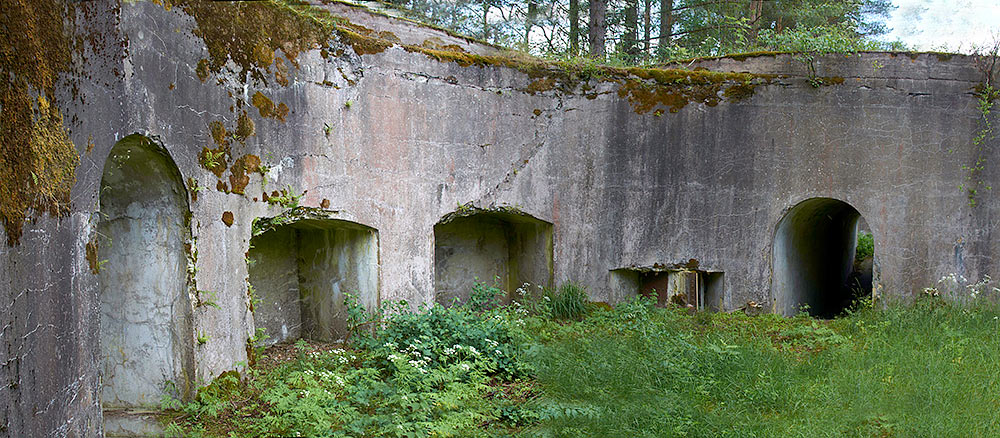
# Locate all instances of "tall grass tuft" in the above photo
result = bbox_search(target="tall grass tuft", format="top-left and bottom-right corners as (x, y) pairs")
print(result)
(549, 283), (588, 321)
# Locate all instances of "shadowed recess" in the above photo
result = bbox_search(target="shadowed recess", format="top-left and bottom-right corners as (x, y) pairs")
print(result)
(434, 210), (553, 305)
(771, 197), (873, 318)
(248, 218), (378, 346)
(97, 134), (193, 411)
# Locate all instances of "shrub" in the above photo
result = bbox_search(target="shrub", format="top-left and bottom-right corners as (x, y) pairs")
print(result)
(468, 281), (505, 312)
(349, 298), (531, 380)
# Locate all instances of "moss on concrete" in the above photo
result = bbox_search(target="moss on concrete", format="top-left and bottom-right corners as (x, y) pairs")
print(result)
(235, 111), (256, 142)
(0, 0), (81, 244)
(228, 154), (261, 195)
(523, 78), (556, 95)
(251, 206), (342, 237)
(437, 204), (533, 226)
(251, 91), (289, 122)
(614, 69), (772, 114)
(167, 0), (334, 85)
(222, 211), (234, 227)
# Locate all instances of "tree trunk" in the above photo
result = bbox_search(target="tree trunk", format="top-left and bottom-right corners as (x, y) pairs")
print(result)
(623, 0), (639, 61)
(643, 0), (652, 60)
(657, 0), (673, 60)
(569, 0), (580, 55)
(748, 0), (764, 46)
(525, 0), (539, 49)
(589, 0), (607, 58)
(482, 2), (490, 40)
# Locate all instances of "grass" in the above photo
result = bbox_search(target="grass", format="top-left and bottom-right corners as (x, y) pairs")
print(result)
(165, 290), (1000, 437)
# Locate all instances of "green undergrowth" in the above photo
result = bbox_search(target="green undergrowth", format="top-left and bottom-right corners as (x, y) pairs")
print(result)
(166, 287), (1000, 437)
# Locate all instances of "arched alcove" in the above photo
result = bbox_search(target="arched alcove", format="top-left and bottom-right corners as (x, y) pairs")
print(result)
(771, 197), (874, 318)
(98, 135), (192, 408)
(248, 214), (379, 346)
(433, 209), (553, 305)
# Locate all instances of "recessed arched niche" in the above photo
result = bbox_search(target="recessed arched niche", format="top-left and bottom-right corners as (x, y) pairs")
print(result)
(97, 134), (193, 409)
(433, 208), (553, 305)
(248, 211), (379, 345)
(771, 197), (875, 318)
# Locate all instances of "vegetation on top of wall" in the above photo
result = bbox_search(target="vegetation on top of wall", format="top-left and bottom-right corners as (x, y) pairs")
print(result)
(0, 0), (81, 245)
(250, 206), (342, 237)
(169, 0), (777, 116)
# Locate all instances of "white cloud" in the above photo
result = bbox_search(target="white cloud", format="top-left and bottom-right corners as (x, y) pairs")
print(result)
(882, 0), (1000, 52)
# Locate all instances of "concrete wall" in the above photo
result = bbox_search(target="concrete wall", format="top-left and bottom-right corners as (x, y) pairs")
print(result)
(5, 0), (1000, 436)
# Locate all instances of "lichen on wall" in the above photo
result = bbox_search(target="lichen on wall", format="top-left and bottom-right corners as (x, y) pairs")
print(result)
(0, 0), (81, 244)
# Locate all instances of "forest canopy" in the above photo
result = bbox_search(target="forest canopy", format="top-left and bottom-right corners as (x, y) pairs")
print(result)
(378, 0), (904, 63)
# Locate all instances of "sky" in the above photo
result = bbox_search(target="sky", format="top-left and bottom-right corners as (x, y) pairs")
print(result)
(882, 0), (1000, 52)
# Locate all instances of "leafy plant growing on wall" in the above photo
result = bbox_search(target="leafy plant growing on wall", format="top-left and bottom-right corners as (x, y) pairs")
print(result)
(963, 40), (1000, 207)
(266, 186), (304, 209)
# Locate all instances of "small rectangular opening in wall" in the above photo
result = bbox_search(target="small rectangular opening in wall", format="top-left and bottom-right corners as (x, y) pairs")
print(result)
(639, 271), (670, 306)
(703, 272), (724, 312)
(611, 266), (725, 311)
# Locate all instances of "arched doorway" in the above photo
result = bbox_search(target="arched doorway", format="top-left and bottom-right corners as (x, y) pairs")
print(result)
(771, 198), (874, 318)
(98, 135), (192, 408)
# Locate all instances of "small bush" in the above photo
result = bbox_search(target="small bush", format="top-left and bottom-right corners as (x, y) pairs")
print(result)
(349, 298), (531, 380)
(468, 281), (505, 312)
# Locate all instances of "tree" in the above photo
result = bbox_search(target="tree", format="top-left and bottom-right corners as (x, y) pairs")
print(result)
(657, 0), (673, 60)
(381, 0), (898, 63)
(569, 0), (580, 54)
(642, 0), (653, 59)
(589, 0), (607, 57)
(622, 0), (639, 61)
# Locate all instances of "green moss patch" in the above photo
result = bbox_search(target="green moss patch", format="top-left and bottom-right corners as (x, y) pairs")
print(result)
(0, 0), (80, 244)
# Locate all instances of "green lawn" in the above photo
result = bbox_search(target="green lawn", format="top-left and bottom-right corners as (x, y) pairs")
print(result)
(165, 287), (1000, 437)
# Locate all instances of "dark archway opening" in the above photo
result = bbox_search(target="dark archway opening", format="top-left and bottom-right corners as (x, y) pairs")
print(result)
(771, 198), (874, 318)
(98, 135), (193, 414)
(434, 209), (553, 305)
(248, 214), (379, 346)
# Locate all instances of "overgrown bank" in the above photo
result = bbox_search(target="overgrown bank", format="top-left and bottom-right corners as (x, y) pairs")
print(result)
(164, 283), (1000, 437)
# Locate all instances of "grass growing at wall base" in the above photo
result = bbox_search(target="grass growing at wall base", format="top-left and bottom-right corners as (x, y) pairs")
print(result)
(165, 292), (1000, 437)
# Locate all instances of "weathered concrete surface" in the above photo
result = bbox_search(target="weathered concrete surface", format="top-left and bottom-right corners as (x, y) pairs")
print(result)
(248, 226), (303, 345)
(4, 0), (1000, 436)
(0, 1), (128, 436)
